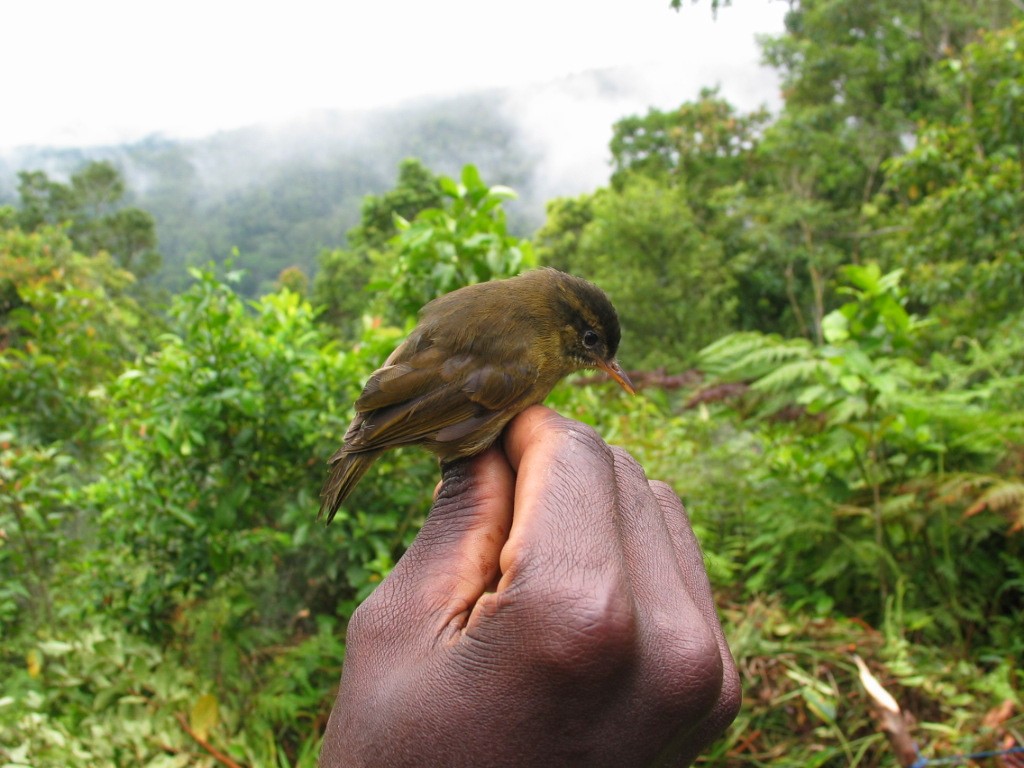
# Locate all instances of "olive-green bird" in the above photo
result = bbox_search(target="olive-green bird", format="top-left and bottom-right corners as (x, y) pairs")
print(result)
(318, 268), (634, 523)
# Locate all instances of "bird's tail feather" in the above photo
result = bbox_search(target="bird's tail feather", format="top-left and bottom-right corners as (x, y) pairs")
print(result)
(319, 451), (380, 525)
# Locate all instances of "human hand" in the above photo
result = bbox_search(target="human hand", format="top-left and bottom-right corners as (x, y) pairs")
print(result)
(320, 405), (740, 767)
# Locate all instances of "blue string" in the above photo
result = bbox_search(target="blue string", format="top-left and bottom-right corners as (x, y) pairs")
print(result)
(910, 745), (1024, 767)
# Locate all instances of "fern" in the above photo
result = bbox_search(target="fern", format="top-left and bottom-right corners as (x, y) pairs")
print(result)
(751, 358), (826, 395)
(937, 474), (1024, 533)
(965, 480), (1024, 532)
(937, 473), (990, 504)
(699, 331), (812, 380)
(738, 342), (812, 377)
(698, 332), (774, 377)
(829, 396), (869, 426)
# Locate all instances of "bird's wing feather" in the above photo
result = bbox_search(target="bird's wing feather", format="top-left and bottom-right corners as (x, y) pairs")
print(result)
(353, 336), (444, 412)
(343, 389), (483, 453)
(339, 347), (540, 455)
(460, 360), (539, 411)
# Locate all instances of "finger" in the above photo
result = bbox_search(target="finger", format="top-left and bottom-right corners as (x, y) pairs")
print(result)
(608, 449), (693, 611)
(649, 482), (716, 618)
(361, 445), (515, 644)
(497, 406), (623, 591)
(466, 407), (633, 670)
(649, 481), (741, 763)
(607, 450), (724, 725)
(650, 481), (730, 662)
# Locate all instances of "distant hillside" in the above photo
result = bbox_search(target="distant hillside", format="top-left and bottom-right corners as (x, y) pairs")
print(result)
(0, 92), (540, 295)
(0, 65), (779, 295)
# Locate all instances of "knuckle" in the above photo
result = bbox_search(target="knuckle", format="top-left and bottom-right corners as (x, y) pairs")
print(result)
(528, 579), (637, 677)
(610, 445), (645, 477)
(648, 479), (678, 502)
(344, 596), (383, 648)
(549, 420), (612, 465)
(545, 461), (616, 525)
(719, 656), (742, 722)
(344, 587), (405, 659)
(649, 480), (689, 522)
(644, 612), (725, 717)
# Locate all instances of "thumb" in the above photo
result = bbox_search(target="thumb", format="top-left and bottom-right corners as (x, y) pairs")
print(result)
(372, 445), (516, 640)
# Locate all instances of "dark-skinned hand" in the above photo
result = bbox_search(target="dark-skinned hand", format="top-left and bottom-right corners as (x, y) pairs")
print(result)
(320, 406), (740, 767)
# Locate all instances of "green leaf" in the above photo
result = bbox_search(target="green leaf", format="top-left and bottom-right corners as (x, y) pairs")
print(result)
(487, 185), (518, 200)
(821, 310), (849, 343)
(438, 175), (460, 197)
(190, 693), (219, 741)
(460, 164), (484, 191)
(38, 640), (74, 656)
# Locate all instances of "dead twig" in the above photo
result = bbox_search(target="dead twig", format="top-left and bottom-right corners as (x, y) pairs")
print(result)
(853, 655), (919, 767)
(174, 712), (246, 768)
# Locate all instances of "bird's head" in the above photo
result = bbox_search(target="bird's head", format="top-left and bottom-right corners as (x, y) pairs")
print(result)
(545, 269), (635, 395)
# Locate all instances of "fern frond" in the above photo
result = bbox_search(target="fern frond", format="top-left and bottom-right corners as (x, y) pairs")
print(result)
(740, 343), (812, 375)
(699, 331), (812, 381)
(939, 474), (1024, 533)
(752, 358), (825, 394)
(830, 396), (869, 425)
(936, 473), (991, 505)
(698, 332), (776, 377)
(965, 480), (1024, 517)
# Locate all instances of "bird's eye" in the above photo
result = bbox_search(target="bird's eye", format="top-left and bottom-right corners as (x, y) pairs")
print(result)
(582, 329), (599, 348)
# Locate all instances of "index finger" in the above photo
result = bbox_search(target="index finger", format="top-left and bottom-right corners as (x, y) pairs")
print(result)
(481, 407), (632, 640)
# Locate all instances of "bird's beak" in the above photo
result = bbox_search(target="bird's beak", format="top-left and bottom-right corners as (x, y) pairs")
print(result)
(598, 358), (636, 395)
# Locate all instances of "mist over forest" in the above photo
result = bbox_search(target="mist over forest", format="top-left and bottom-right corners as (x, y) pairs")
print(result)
(0, 64), (778, 295)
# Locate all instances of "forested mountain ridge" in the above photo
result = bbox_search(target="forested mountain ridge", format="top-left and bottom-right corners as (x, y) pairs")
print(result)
(0, 66), (778, 295)
(1, 93), (535, 295)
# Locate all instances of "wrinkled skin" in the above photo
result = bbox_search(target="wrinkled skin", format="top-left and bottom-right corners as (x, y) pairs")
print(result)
(321, 406), (740, 768)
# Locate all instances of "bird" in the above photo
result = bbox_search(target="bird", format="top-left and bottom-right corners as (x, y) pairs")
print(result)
(318, 267), (634, 523)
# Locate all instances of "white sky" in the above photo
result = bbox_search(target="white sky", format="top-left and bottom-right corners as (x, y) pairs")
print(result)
(2, 1), (788, 152)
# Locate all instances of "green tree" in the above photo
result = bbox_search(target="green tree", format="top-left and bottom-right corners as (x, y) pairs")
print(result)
(723, 0), (1019, 340)
(0, 224), (145, 642)
(15, 171), (76, 231)
(880, 20), (1024, 341)
(544, 177), (735, 371)
(606, 88), (815, 338)
(377, 164), (536, 321)
(350, 158), (444, 251)
(610, 88), (770, 208)
(0, 225), (143, 445)
(313, 159), (444, 333)
(15, 161), (162, 280)
(532, 194), (595, 275)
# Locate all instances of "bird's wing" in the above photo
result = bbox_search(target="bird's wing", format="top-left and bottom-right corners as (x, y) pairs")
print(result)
(339, 346), (539, 455)
(352, 334), (443, 413)
(458, 357), (541, 410)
